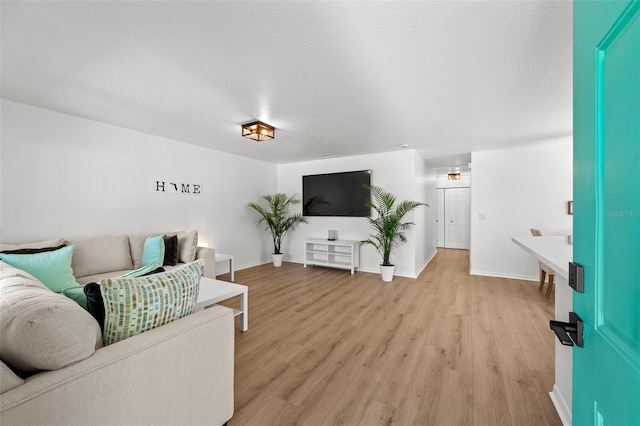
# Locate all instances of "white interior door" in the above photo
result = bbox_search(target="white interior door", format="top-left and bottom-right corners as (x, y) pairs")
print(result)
(436, 188), (445, 247)
(444, 188), (470, 249)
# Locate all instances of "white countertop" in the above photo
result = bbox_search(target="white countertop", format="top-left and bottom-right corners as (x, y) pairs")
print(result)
(511, 235), (572, 280)
(512, 234), (574, 422)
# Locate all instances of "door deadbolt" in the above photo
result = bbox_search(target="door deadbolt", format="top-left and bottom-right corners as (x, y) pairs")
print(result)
(569, 262), (584, 293)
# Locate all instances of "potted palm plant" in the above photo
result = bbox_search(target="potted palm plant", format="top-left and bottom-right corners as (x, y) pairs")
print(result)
(248, 193), (307, 267)
(361, 185), (427, 281)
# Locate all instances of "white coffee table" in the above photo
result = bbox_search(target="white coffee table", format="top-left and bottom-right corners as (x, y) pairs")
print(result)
(215, 252), (235, 281)
(196, 277), (248, 331)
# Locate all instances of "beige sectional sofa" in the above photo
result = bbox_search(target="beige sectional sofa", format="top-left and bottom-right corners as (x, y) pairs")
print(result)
(0, 232), (234, 426)
(67, 231), (216, 284)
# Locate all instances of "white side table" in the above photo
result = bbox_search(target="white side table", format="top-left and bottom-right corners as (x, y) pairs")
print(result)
(197, 277), (248, 331)
(215, 252), (235, 282)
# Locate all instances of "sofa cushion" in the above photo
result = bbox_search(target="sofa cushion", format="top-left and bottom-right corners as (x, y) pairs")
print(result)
(69, 235), (133, 278)
(163, 235), (179, 266)
(0, 238), (65, 252)
(177, 230), (198, 263)
(100, 261), (202, 346)
(0, 261), (102, 373)
(128, 234), (148, 269)
(0, 245), (77, 293)
(75, 269), (133, 285)
(0, 361), (24, 393)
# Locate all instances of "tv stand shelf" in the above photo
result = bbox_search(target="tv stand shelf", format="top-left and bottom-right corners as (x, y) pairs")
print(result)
(304, 238), (360, 274)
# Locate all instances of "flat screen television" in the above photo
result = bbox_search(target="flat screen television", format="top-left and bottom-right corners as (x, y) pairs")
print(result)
(302, 170), (371, 217)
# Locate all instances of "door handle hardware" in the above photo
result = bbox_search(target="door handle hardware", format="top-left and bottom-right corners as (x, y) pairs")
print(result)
(550, 312), (584, 348)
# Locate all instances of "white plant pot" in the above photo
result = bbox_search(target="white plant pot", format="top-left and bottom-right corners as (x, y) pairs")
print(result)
(272, 253), (284, 267)
(380, 265), (395, 282)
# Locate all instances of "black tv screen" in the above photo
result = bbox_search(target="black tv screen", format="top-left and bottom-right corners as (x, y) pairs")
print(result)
(303, 170), (371, 217)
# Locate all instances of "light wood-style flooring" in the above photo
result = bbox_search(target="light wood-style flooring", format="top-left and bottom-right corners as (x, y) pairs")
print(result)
(217, 249), (561, 425)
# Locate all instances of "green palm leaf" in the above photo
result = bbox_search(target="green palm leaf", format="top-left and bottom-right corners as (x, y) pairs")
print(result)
(361, 185), (428, 266)
(248, 193), (308, 254)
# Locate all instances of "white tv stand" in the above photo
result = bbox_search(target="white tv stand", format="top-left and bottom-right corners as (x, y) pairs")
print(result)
(304, 238), (360, 274)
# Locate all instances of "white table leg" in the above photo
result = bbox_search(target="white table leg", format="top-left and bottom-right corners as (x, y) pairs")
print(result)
(239, 290), (248, 331)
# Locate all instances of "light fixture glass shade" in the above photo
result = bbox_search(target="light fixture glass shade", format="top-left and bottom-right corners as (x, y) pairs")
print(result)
(242, 121), (275, 141)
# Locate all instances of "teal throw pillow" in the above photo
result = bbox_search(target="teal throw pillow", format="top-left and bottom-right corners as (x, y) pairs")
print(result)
(0, 245), (76, 292)
(141, 235), (165, 269)
(120, 262), (160, 278)
(62, 285), (88, 309)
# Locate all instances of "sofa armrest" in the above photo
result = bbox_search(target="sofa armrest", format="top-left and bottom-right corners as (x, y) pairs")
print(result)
(0, 307), (234, 426)
(196, 246), (216, 279)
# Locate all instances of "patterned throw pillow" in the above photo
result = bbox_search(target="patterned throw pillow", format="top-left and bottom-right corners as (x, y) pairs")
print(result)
(100, 262), (202, 346)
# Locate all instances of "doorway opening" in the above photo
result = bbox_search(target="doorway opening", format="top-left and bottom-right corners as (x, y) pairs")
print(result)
(435, 170), (471, 249)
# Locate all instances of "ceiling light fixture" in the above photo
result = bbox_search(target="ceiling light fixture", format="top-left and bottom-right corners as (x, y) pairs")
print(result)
(242, 121), (275, 141)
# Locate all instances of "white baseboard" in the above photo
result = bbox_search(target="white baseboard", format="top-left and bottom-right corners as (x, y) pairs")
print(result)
(233, 259), (273, 271)
(238, 260), (538, 283)
(416, 249), (438, 277)
(267, 252), (437, 280)
(469, 269), (538, 282)
(549, 384), (571, 426)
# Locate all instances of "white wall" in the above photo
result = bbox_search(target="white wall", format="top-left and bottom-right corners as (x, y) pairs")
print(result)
(0, 100), (277, 271)
(415, 153), (438, 275)
(0, 100), (571, 281)
(277, 150), (436, 278)
(0, 101), (439, 277)
(470, 137), (573, 279)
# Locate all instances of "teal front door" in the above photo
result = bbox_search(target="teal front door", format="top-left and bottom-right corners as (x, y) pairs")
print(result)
(573, 1), (640, 425)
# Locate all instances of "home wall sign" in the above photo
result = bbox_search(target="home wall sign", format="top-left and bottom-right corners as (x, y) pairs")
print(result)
(154, 180), (202, 195)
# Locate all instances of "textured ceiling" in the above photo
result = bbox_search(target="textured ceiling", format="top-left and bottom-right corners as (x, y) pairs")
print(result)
(1, 1), (572, 166)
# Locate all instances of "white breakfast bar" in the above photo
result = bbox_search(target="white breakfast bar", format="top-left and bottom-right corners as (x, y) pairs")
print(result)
(512, 235), (573, 426)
